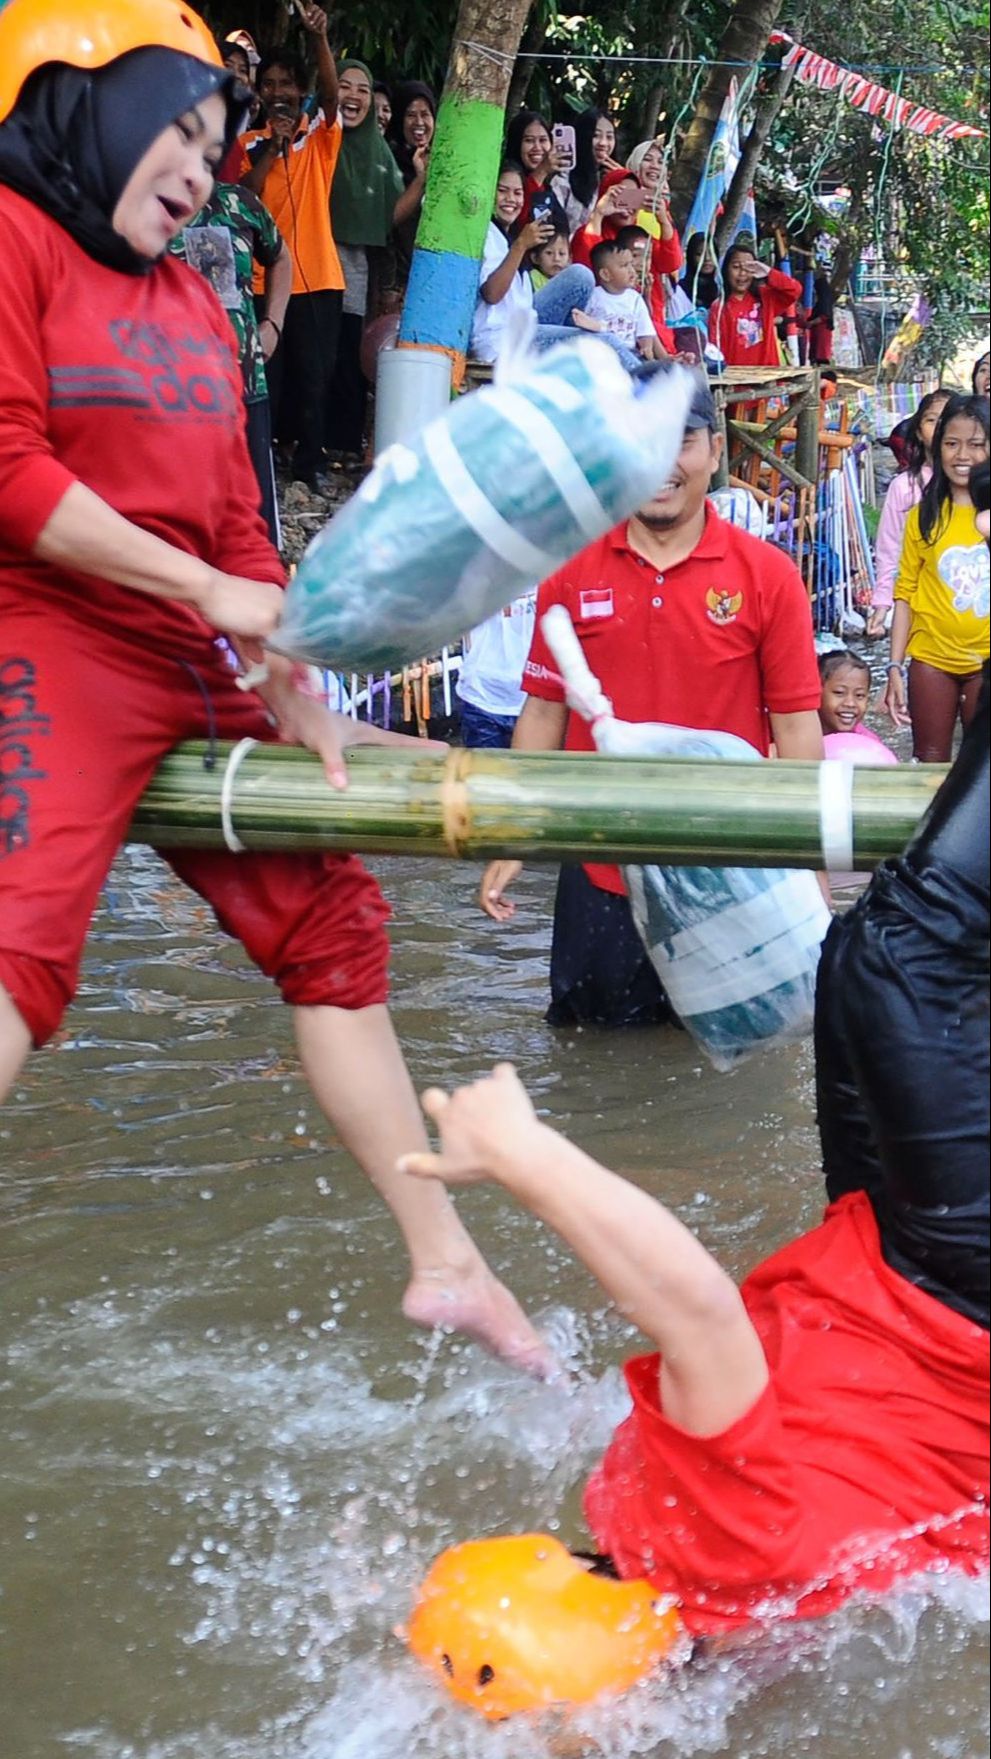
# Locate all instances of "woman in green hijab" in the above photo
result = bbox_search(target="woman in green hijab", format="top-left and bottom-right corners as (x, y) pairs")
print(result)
(327, 59), (426, 457)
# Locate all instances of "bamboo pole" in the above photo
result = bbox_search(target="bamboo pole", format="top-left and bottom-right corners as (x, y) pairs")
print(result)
(130, 744), (945, 870)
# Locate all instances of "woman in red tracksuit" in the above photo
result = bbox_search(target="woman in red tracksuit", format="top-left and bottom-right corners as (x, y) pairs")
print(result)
(0, 0), (550, 1379)
(708, 241), (802, 368)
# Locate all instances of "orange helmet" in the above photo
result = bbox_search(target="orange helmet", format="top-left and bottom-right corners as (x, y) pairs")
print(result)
(0, 0), (222, 125)
(406, 1533), (684, 1720)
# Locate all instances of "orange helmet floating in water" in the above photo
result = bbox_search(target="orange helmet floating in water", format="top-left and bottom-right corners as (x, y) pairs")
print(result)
(406, 1533), (684, 1720)
(0, 0), (221, 124)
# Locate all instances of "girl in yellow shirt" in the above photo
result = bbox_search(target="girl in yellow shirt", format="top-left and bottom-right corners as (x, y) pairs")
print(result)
(883, 393), (989, 759)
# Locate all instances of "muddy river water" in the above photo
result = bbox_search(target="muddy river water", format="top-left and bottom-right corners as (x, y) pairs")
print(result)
(1, 845), (987, 1759)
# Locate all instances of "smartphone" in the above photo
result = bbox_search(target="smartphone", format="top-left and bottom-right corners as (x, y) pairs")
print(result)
(552, 123), (576, 172)
(612, 181), (640, 216)
(531, 192), (555, 225)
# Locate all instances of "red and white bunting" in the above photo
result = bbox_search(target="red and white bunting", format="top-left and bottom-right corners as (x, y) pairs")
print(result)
(769, 30), (986, 140)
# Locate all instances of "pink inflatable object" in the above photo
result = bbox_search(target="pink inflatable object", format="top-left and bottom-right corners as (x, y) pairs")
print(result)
(824, 731), (899, 766)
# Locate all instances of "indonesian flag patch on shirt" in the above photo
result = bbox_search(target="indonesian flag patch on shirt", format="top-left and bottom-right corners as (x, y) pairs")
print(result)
(579, 588), (615, 620)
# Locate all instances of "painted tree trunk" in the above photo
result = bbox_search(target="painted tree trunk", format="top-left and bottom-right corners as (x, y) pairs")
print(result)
(397, 0), (533, 382)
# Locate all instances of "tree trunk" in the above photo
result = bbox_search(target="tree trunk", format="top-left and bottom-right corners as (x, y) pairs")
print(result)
(638, 79), (668, 143)
(713, 57), (797, 254)
(505, 9), (548, 118)
(668, 0), (786, 233)
(631, 0), (690, 141)
(829, 158), (872, 295)
(398, 0), (533, 367)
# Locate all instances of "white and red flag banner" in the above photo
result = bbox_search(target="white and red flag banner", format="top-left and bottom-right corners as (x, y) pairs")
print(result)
(769, 31), (986, 140)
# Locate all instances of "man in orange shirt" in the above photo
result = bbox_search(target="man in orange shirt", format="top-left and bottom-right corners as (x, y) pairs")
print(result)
(240, 5), (342, 490)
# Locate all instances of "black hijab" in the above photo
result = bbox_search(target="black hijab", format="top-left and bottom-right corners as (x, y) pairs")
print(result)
(0, 47), (246, 275)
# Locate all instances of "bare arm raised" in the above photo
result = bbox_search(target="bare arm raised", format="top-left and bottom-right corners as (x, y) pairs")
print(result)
(400, 1065), (769, 1435)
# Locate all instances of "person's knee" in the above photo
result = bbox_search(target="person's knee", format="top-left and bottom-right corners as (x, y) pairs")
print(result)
(220, 855), (393, 1010)
(277, 919), (391, 1011)
(0, 951), (74, 1048)
(564, 264), (594, 295)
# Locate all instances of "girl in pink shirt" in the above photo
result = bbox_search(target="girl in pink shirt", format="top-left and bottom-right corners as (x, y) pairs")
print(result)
(869, 387), (950, 634)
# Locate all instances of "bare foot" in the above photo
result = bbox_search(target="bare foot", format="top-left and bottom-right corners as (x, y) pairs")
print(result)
(571, 308), (606, 333)
(403, 1264), (561, 1381)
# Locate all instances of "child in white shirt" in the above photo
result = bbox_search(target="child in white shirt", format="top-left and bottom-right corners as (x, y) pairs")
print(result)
(585, 239), (664, 359)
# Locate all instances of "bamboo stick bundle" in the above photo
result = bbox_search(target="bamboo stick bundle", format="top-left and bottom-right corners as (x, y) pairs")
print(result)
(130, 744), (945, 870)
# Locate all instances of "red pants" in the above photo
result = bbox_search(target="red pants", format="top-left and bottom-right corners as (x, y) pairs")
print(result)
(0, 604), (390, 1046)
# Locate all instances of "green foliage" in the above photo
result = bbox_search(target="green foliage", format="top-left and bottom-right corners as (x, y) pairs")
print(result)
(204, 0), (988, 348)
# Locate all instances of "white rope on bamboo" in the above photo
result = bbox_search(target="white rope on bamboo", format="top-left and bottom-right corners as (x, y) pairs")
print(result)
(220, 737), (259, 853)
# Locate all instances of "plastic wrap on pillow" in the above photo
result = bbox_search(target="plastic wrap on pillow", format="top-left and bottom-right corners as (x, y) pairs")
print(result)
(541, 605), (832, 1070)
(270, 320), (693, 672)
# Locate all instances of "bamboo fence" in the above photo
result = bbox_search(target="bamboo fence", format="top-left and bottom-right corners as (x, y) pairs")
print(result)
(130, 744), (945, 870)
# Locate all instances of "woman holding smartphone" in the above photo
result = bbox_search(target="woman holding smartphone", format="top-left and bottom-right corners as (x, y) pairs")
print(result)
(504, 108), (569, 230)
(470, 162), (639, 369)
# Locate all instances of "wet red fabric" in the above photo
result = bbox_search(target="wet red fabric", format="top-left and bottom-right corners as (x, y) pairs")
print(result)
(0, 608), (390, 1046)
(584, 1192), (990, 1636)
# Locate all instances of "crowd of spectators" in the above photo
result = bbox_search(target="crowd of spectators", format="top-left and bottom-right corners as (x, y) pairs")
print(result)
(173, 8), (836, 517)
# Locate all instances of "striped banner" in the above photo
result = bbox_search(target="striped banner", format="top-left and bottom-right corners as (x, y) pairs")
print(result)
(769, 31), (986, 141)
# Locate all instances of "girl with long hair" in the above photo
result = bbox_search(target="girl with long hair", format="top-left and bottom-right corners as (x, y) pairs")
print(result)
(707, 242), (802, 368)
(882, 393), (990, 758)
(868, 387), (951, 636)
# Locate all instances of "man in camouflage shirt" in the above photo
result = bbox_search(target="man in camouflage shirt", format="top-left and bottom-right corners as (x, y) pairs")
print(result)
(172, 182), (291, 547)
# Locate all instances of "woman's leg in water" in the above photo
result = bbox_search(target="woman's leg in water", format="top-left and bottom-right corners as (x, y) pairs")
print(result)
(294, 1005), (558, 1377)
(0, 985), (31, 1101)
(815, 665), (989, 1324)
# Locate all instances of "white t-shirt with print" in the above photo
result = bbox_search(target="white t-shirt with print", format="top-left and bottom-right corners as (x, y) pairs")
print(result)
(585, 285), (656, 350)
(457, 593), (537, 716)
(470, 223), (534, 364)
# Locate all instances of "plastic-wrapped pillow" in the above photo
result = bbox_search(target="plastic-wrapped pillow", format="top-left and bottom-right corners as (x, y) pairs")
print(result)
(542, 606), (831, 1070)
(270, 319), (692, 672)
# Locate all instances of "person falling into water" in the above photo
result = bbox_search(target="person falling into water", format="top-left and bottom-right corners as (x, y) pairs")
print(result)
(405, 643), (990, 1648)
(0, 0), (552, 1380)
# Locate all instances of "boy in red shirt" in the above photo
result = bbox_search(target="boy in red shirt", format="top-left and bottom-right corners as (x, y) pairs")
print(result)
(403, 677), (989, 1635)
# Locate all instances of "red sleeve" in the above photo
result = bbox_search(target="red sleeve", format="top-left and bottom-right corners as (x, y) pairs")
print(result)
(521, 569), (569, 700)
(650, 228), (683, 277)
(0, 202), (80, 551)
(217, 138), (244, 184)
(570, 226), (596, 269)
(756, 550), (820, 713)
(762, 269), (803, 316)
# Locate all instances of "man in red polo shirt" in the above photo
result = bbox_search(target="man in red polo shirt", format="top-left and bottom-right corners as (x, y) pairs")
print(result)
(479, 376), (824, 1027)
